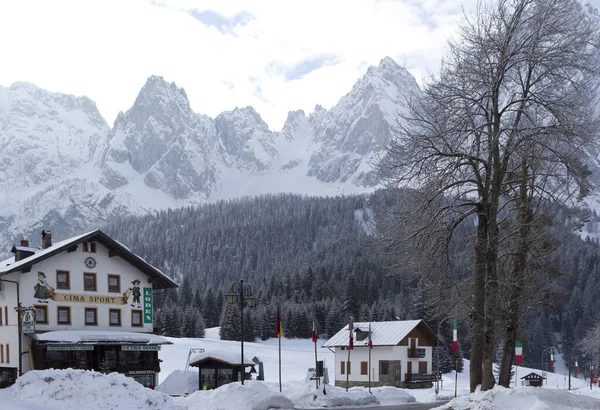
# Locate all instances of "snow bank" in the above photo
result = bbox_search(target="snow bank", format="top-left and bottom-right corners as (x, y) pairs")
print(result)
(282, 381), (379, 408)
(8, 369), (185, 410)
(156, 369), (198, 396)
(368, 385), (417, 405)
(175, 381), (294, 410)
(437, 385), (600, 410)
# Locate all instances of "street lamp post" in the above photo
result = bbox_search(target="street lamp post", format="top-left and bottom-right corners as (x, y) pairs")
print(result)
(226, 280), (256, 385)
(541, 346), (553, 384)
(435, 316), (452, 395)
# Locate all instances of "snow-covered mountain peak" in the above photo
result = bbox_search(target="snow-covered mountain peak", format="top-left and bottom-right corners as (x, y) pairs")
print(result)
(127, 76), (193, 123)
(281, 110), (310, 142)
(0, 82), (109, 192)
(0, 56), (420, 254)
(305, 57), (422, 186)
(215, 106), (276, 173)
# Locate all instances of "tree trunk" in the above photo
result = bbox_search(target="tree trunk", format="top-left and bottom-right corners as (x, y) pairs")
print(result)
(499, 160), (532, 386)
(498, 312), (518, 387)
(470, 208), (487, 392)
(481, 217), (498, 391)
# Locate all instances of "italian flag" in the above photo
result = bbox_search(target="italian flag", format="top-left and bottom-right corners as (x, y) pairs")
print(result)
(311, 319), (317, 343)
(515, 341), (523, 364)
(575, 359), (579, 372)
(452, 320), (458, 353)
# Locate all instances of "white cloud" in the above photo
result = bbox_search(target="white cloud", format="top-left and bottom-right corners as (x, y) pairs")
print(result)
(0, 0), (482, 130)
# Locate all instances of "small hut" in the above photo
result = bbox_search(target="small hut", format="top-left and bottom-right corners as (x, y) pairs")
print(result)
(188, 348), (255, 390)
(520, 372), (545, 387)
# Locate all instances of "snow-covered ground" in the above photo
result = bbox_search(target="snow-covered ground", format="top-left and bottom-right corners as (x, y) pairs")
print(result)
(1, 327), (599, 409)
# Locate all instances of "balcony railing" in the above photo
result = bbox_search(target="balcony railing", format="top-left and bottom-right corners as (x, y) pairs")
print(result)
(407, 348), (426, 358)
(405, 373), (437, 383)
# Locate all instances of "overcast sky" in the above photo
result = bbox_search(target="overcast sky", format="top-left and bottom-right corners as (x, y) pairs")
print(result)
(1, 0), (599, 131)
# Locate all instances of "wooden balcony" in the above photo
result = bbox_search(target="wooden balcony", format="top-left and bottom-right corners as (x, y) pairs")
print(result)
(407, 348), (426, 358)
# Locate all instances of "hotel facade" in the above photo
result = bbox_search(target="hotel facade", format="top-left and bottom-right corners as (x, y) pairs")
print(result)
(0, 230), (178, 387)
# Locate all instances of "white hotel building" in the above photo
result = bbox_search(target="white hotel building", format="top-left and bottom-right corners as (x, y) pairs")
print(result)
(0, 229), (178, 388)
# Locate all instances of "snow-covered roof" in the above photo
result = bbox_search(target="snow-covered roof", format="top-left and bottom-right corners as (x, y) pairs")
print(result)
(189, 347), (255, 367)
(0, 232), (90, 274)
(0, 255), (15, 269)
(322, 320), (434, 348)
(12, 245), (39, 252)
(0, 230), (178, 289)
(30, 330), (171, 345)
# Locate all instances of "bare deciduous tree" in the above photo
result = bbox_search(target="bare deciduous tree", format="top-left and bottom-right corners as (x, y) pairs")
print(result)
(380, 0), (600, 392)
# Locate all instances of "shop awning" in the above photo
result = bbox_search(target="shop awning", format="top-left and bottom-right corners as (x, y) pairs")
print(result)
(29, 330), (172, 345)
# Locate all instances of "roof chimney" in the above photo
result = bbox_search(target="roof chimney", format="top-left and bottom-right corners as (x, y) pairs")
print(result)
(20, 239), (29, 247)
(41, 230), (52, 249)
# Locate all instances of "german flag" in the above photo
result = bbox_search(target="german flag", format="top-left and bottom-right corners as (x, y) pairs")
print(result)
(276, 306), (282, 338)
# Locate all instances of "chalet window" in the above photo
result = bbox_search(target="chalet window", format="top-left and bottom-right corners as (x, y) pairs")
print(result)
(341, 361), (345, 375)
(85, 308), (97, 325)
(361, 361), (368, 375)
(347, 361), (351, 374)
(57, 306), (71, 325)
(379, 361), (389, 375)
(131, 310), (143, 327)
(84, 273), (97, 291)
(109, 309), (121, 326)
(5, 344), (8, 363)
(356, 330), (367, 341)
(108, 275), (120, 293)
(4, 306), (7, 325)
(0, 344), (3, 362)
(56, 270), (70, 289)
(82, 242), (88, 252)
(35, 305), (48, 324)
(90, 242), (97, 253)
(0, 306), (3, 325)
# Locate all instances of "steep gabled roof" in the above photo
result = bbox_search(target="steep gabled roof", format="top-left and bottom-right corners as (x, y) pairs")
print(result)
(0, 230), (178, 289)
(189, 348), (255, 367)
(322, 320), (437, 348)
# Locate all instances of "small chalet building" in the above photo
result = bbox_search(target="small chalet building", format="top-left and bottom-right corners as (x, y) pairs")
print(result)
(188, 349), (256, 390)
(323, 320), (439, 389)
(521, 372), (545, 387)
(0, 230), (178, 388)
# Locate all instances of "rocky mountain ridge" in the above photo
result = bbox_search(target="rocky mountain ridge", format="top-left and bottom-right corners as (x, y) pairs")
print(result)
(0, 57), (421, 253)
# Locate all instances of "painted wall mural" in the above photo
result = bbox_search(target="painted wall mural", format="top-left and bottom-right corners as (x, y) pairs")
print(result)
(34, 271), (54, 303)
(33, 271), (150, 309)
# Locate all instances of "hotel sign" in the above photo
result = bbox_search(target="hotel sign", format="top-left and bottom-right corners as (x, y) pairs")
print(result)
(47, 345), (94, 351)
(143, 288), (153, 323)
(122, 345), (161, 351)
(22, 309), (35, 334)
(52, 293), (128, 305)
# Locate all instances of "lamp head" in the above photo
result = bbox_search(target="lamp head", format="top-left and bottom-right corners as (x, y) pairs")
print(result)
(226, 293), (238, 305)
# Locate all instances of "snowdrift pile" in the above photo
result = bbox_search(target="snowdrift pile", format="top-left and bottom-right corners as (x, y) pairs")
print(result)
(7, 369), (185, 410)
(439, 385), (600, 410)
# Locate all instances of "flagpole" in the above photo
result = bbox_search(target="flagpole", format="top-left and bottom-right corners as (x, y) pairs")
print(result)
(368, 323), (372, 394)
(346, 316), (353, 392)
(277, 304), (282, 392)
(314, 315), (318, 390)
